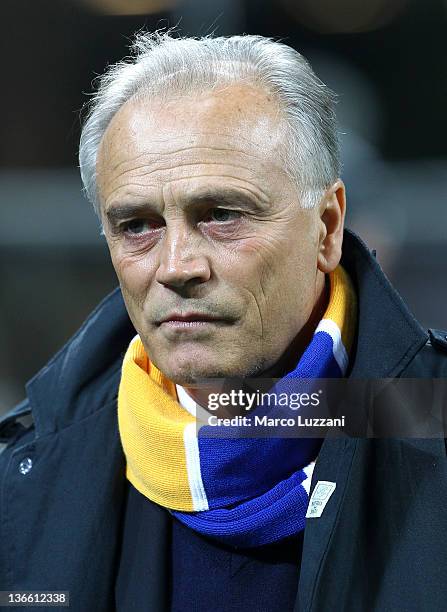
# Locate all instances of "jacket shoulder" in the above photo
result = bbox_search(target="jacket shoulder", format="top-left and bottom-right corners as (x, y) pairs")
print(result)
(428, 328), (447, 353)
(402, 328), (447, 377)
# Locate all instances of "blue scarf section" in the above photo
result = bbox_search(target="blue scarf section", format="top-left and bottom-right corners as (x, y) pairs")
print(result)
(170, 265), (357, 547)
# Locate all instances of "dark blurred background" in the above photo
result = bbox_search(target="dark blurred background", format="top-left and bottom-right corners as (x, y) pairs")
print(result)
(1, 0), (446, 415)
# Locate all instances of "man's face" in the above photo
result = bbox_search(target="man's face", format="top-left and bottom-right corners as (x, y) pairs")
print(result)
(97, 84), (325, 383)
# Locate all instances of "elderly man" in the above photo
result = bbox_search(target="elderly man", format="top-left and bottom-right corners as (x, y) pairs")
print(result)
(1, 32), (446, 612)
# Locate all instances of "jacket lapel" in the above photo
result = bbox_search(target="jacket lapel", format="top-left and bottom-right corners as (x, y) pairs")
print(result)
(296, 229), (428, 611)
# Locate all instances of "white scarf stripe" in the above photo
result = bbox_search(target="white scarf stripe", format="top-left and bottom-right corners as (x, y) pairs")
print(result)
(314, 319), (349, 374)
(302, 461), (316, 496)
(183, 422), (209, 511)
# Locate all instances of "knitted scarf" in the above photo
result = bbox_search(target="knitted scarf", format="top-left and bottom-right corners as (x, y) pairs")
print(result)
(118, 265), (357, 547)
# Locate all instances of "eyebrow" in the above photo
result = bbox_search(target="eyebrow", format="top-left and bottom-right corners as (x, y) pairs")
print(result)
(105, 203), (150, 225)
(105, 189), (268, 224)
(190, 189), (268, 210)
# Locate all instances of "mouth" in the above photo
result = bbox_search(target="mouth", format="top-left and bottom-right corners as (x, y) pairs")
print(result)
(157, 313), (228, 329)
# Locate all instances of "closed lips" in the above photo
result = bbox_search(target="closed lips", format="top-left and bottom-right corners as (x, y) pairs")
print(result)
(159, 314), (222, 323)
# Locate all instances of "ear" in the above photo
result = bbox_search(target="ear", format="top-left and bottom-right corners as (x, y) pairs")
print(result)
(317, 180), (346, 274)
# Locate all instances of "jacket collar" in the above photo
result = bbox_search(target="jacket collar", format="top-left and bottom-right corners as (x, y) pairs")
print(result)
(341, 228), (427, 378)
(26, 287), (135, 438)
(25, 228), (427, 437)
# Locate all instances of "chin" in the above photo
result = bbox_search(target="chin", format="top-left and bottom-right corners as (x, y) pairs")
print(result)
(162, 359), (269, 386)
(151, 342), (270, 383)
(162, 364), (226, 386)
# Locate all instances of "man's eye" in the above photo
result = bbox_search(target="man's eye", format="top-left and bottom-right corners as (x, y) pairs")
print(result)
(123, 219), (157, 234)
(207, 208), (241, 222)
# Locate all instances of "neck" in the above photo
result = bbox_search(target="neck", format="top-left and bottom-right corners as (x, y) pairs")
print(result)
(263, 272), (329, 377)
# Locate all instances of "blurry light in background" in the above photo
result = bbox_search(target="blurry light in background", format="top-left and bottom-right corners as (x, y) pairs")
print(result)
(77, 0), (179, 15)
(281, 0), (408, 33)
(306, 51), (383, 145)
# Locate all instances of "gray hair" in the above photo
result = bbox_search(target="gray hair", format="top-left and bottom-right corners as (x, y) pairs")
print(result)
(79, 31), (340, 215)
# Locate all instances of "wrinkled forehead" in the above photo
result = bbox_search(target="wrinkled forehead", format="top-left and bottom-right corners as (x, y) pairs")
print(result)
(96, 82), (289, 182)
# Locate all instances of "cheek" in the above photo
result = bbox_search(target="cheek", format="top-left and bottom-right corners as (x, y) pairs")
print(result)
(110, 248), (155, 302)
(231, 231), (318, 322)
(232, 232), (303, 295)
(222, 237), (292, 329)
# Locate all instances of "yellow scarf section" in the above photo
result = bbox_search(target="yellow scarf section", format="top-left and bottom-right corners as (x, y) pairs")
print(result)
(324, 264), (357, 353)
(118, 264), (357, 512)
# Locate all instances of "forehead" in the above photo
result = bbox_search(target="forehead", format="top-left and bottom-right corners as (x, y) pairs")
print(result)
(96, 83), (288, 193)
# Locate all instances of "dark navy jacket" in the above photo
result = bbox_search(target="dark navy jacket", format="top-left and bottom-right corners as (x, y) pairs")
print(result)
(1, 229), (447, 611)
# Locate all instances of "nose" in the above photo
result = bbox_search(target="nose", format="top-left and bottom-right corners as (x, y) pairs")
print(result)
(155, 224), (211, 289)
